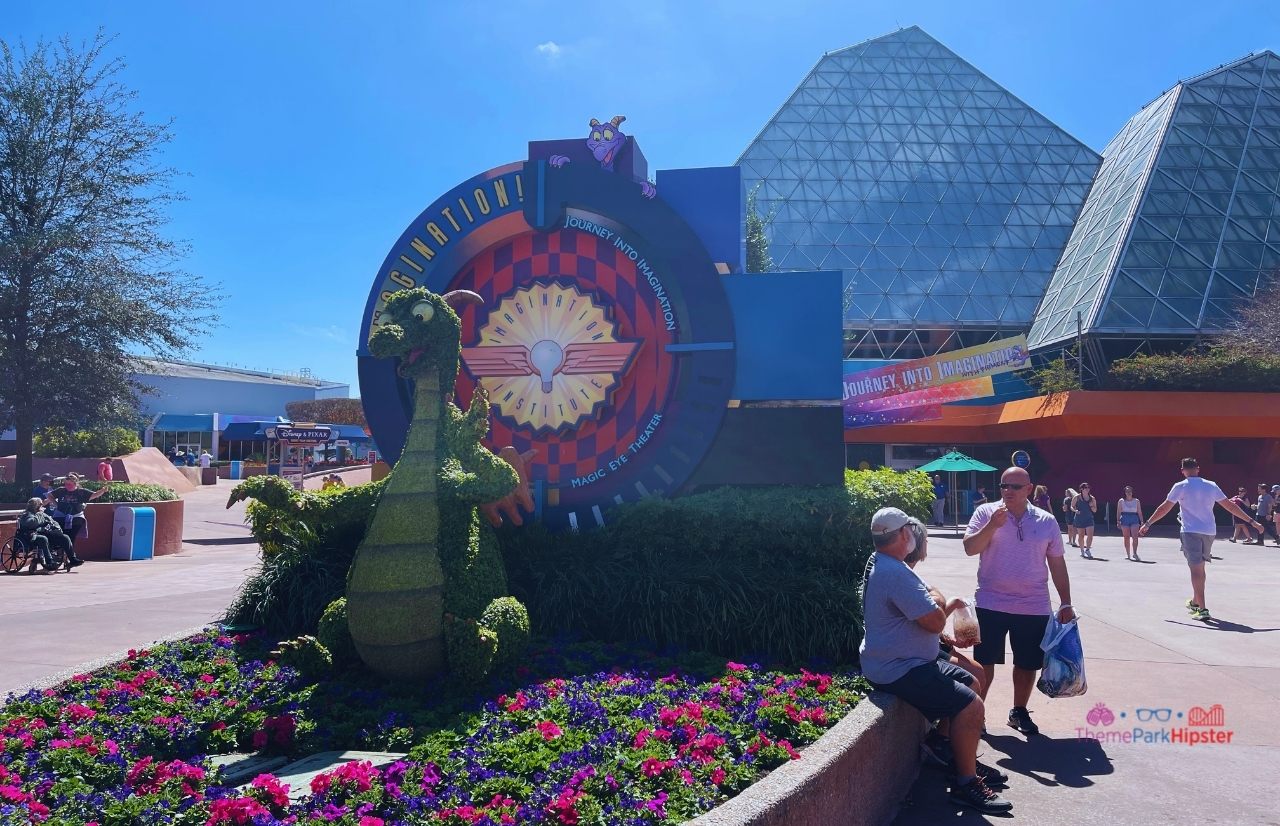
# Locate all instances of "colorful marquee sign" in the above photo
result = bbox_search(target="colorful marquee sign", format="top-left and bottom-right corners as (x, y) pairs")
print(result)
(843, 336), (1030, 428)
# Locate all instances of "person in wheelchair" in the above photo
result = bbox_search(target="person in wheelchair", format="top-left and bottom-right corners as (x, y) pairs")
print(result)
(45, 473), (105, 568)
(17, 498), (71, 573)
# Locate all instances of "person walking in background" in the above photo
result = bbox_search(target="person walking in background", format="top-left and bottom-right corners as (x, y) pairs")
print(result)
(1062, 488), (1078, 546)
(1271, 486), (1280, 547)
(963, 466), (1074, 739)
(1033, 485), (1051, 514)
(932, 474), (948, 527)
(1229, 487), (1254, 543)
(1139, 458), (1263, 621)
(199, 449), (212, 469)
(96, 458), (113, 482)
(1254, 483), (1276, 546)
(1071, 483), (1098, 558)
(1117, 485), (1144, 561)
(1272, 486), (1280, 547)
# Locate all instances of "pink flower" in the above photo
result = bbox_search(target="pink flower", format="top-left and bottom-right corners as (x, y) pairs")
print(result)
(726, 661), (747, 672)
(359, 818), (385, 826)
(536, 720), (562, 741)
(711, 766), (726, 785)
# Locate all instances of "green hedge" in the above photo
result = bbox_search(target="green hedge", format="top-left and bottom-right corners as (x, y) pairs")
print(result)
(220, 468), (934, 663)
(33, 426), (141, 458)
(501, 469), (933, 665)
(81, 481), (179, 502)
(1108, 347), (1280, 391)
(0, 480), (177, 503)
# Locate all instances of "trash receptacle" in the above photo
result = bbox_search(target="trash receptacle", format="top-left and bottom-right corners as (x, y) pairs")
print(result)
(229, 460), (243, 480)
(111, 506), (156, 561)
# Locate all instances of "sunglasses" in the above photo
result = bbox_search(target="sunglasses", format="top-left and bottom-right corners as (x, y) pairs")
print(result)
(998, 483), (1027, 490)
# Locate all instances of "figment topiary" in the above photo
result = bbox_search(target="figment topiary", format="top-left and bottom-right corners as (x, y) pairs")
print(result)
(353, 287), (534, 681)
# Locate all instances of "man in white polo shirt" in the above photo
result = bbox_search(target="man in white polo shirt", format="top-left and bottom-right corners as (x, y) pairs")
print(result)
(1140, 458), (1263, 621)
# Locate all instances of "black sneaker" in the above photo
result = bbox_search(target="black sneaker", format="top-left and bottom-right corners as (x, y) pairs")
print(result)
(921, 731), (954, 767)
(69, 558), (84, 568)
(949, 777), (1013, 814)
(948, 759), (1009, 787)
(1008, 706), (1039, 735)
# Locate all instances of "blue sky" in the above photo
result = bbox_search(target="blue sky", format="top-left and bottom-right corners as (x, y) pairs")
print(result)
(6, 0), (1279, 393)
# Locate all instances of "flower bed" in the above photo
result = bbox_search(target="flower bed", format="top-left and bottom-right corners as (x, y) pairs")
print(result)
(0, 632), (868, 825)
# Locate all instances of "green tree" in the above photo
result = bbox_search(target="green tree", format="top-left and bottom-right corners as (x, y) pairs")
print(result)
(0, 32), (216, 485)
(1028, 348), (1082, 395)
(745, 185), (774, 273)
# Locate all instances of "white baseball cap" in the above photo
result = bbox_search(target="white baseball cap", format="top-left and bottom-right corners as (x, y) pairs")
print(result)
(871, 507), (914, 536)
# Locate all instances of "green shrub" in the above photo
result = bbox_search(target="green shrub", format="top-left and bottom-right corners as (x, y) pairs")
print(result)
(501, 469), (933, 665)
(33, 426), (141, 458)
(223, 522), (352, 637)
(269, 635), (332, 678)
(81, 481), (178, 502)
(1107, 347), (1280, 391)
(0, 482), (31, 503)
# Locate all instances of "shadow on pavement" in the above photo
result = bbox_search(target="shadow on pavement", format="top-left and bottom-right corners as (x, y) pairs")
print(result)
(982, 733), (1112, 787)
(1164, 618), (1280, 633)
(893, 736), (1112, 823)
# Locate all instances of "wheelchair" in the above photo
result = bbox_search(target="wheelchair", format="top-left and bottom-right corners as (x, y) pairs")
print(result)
(1, 532), (68, 574)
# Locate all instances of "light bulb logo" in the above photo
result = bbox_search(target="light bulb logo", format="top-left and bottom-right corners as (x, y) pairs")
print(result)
(461, 281), (639, 432)
(529, 339), (565, 392)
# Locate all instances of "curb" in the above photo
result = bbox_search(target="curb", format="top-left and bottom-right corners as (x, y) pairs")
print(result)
(2, 623), (213, 701)
(689, 692), (926, 826)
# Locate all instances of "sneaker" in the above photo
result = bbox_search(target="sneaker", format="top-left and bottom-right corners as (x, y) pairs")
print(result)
(1192, 607), (1211, 621)
(949, 777), (1013, 814)
(949, 760), (1009, 786)
(1083, 549), (1093, 559)
(1008, 706), (1039, 735)
(921, 731), (954, 767)
(1185, 599), (1199, 613)
(69, 558), (84, 568)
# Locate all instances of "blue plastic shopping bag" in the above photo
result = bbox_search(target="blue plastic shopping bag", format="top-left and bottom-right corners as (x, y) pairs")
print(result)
(1036, 617), (1087, 698)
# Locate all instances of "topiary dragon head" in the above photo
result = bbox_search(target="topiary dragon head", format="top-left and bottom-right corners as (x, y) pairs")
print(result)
(368, 287), (483, 380)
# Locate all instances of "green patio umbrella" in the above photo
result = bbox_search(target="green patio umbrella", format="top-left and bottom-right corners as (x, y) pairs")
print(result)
(917, 451), (997, 533)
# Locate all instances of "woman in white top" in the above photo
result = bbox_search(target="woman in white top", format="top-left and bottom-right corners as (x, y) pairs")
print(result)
(1117, 485), (1144, 562)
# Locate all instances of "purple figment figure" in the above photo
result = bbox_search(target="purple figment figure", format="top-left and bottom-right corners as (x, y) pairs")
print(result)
(548, 115), (657, 199)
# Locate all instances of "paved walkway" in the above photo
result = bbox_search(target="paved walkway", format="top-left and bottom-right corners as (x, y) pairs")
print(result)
(0, 479), (260, 697)
(892, 528), (1280, 826)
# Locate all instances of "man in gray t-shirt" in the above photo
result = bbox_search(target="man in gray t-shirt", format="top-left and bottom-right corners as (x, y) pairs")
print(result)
(1255, 484), (1276, 545)
(859, 508), (1010, 813)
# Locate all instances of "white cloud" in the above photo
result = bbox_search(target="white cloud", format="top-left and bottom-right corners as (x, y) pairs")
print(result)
(535, 41), (563, 60)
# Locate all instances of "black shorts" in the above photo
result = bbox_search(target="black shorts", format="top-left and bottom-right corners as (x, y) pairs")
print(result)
(871, 660), (978, 723)
(974, 607), (1049, 670)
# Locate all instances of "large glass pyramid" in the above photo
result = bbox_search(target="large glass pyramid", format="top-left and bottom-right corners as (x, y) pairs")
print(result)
(736, 26), (1101, 334)
(1030, 51), (1280, 349)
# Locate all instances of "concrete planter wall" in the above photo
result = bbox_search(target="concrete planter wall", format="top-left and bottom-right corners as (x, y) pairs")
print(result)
(76, 499), (185, 561)
(216, 465), (266, 480)
(688, 693), (925, 826)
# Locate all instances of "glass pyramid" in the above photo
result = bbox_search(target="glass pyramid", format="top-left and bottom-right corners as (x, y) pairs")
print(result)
(736, 26), (1101, 331)
(1030, 51), (1280, 349)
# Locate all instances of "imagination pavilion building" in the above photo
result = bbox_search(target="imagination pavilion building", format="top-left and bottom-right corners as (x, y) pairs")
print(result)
(737, 27), (1280, 510)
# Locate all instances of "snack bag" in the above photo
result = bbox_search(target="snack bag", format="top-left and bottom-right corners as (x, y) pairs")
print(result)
(946, 596), (982, 648)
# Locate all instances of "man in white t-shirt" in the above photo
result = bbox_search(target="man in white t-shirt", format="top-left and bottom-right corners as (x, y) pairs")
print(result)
(199, 450), (212, 469)
(1139, 458), (1262, 621)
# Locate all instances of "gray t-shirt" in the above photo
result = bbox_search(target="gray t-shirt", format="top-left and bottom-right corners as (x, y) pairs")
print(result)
(1258, 492), (1275, 520)
(858, 552), (942, 684)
